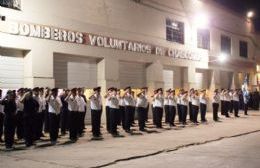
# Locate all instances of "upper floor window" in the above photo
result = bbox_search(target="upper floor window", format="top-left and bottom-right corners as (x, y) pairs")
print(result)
(221, 35), (231, 54)
(239, 41), (248, 58)
(197, 29), (210, 50)
(166, 18), (184, 44)
(0, 0), (21, 10)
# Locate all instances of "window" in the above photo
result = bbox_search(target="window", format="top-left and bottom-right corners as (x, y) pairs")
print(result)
(166, 18), (184, 44)
(221, 35), (231, 54)
(0, 0), (21, 10)
(239, 41), (248, 58)
(197, 29), (210, 50)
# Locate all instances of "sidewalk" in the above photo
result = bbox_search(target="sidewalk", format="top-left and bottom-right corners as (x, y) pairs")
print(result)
(1, 111), (260, 168)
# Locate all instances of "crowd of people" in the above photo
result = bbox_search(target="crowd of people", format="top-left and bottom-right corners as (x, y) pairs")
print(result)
(0, 86), (259, 150)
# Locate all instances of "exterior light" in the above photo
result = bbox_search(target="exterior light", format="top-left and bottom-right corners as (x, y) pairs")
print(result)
(218, 53), (227, 62)
(194, 13), (209, 28)
(247, 11), (254, 18)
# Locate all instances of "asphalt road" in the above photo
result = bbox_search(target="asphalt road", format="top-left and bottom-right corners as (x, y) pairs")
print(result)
(110, 131), (260, 168)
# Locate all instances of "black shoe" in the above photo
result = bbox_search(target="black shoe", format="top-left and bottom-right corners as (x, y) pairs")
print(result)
(139, 128), (146, 132)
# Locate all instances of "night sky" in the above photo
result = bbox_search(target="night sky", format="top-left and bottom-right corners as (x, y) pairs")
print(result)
(214, 0), (260, 31)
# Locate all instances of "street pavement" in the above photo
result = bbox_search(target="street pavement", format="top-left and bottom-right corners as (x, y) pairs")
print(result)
(0, 110), (260, 168)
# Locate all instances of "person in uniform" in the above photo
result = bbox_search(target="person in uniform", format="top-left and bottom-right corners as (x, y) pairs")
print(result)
(180, 90), (188, 125)
(151, 89), (158, 125)
(243, 88), (250, 115)
(223, 89), (230, 118)
(229, 90), (234, 114)
(33, 87), (44, 140)
(199, 89), (208, 122)
(153, 88), (164, 128)
(123, 86), (134, 133)
(65, 88), (79, 142)
(77, 88), (87, 137)
(176, 89), (182, 123)
(46, 88), (62, 145)
(16, 88), (24, 140)
(232, 89), (240, 117)
(130, 91), (136, 126)
(0, 89), (4, 142)
(79, 88), (87, 130)
(220, 89), (225, 115)
(39, 88), (46, 138)
(188, 88), (194, 122)
(20, 89), (39, 147)
(141, 87), (149, 123)
(60, 89), (70, 136)
(108, 87), (120, 136)
(0, 90), (17, 150)
(44, 87), (51, 133)
(117, 89), (124, 127)
(212, 89), (220, 121)
(191, 90), (200, 124)
(168, 89), (177, 127)
(164, 89), (170, 124)
(104, 88), (113, 133)
(89, 87), (103, 138)
(136, 88), (148, 131)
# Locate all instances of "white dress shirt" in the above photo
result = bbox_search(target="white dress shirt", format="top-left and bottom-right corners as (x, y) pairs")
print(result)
(180, 94), (188, 106)
(212, 93), (220, 104)
(200, 95), (207, 105)
(154, 94), (164, 108)
(191, 96), (200, 106)
(90, 94), (102, 110)
(109, 95), (119, 109)
(136, 93), (148, 108)
(168, 95), (177, 106)
(48, 96), (62, 114)
(67, 95), (79, 111)
(78, 96), (86, 112)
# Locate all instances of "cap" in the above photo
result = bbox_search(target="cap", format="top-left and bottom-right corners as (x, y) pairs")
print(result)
(141, 87), (148, 90)
(214, 89), (219, 93)
(108, 87), (114, 91)
(17, 88), (24, 93)
(124, 86), (131, 91)
(166, 89), (171, 92)
(157, 88), (163, 92)
(33, 87), (40, 92)
(93, 87), (101, 92)
(51, 88), (59, 93)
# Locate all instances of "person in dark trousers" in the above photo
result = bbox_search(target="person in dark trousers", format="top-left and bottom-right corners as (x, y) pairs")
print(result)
(220, 89), (225, 115)
(0, 90), (17, 150)
(177, 90), (182, 123)
(16, 88), (24, 140)
(104, 88), (113, 133)
(117, 89), (124, 127)
(233, 89), (240, 117)
(151, 89), (158, 125)
(21, 89), (39, 147)
(46, 88), (62, 145)
(0, 89), (4, 142)
(188, 88), (194, 122)
(89, 87), (103, 138)
(164, 89), (170, 123)
(153, 88), (164, 128)
(39, 88), (46, 138)
(108, 87), (120, 136)
(65, 88), (79, 142)
(229, 90), (234, 114)
(123, 86), (134, 133)
(168, 89), (177, 127)
(33, 87), (44, 140)
(223, 90), (230, 118)
(130, 91), (136, 126)
(199, 90), (208, 122)
(77, 88), (87, 137)
(243, 88), (250, 115)
(212, 89), (220, 121)
(191, 90), (200, 124)
(136, 88), (148, 131)
(60, 89), (70, 135)
(44, 87), (51, 133)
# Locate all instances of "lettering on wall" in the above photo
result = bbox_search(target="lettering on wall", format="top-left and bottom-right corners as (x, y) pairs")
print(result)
(2, 21), (202, 61)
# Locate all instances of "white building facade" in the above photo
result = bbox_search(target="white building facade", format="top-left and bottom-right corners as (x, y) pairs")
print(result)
(0, 0), (258, 92)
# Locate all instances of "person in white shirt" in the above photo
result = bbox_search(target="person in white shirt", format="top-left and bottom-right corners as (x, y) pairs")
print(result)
(117, 89), (125, 127)
(89, 87), (102, 138)
(151, 89), (158, 125)
(65, 88), (79, 142)
(233, 89), (240, 117)
(46, 88), (62, 145)
(33, 87), (44, 140)
(223, 90), (230, 118)
(123, 86), (134, 133)
(220, 89), (225, 115)
(104, 88), (113, 133)
(212, 89), (220, 121)
(16, 88), (24, 140)
(176, 90), (182, 123)
(180, 90), (188, 125)
(199, 89), (208, 122)
(164, 89), (171, 124)
(191, 90), (200, 124)
(0, 89), (4, 142)
(189, 88), (194, 122)
(168, 89), (177, 127)
(229, 90), (234, 114)
(130, 91), (136, 126)
(77, 88), (87, 137)
(39, 88), (46, 137)
(154, 88), (164, 128)
(108, 87), (120, 136)
(136, 89), (148, 131)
